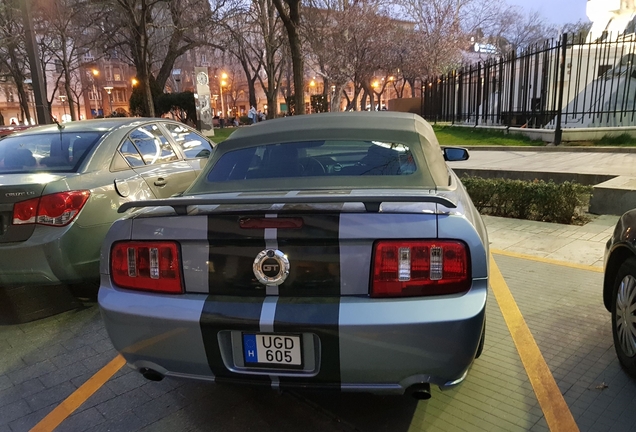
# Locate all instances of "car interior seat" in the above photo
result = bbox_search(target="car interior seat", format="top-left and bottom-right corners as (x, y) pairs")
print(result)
(247, 145), (300, 178)
(72, 138), (94, 163)
(340, 144), (401, 176)
(3, 148), (36, 169)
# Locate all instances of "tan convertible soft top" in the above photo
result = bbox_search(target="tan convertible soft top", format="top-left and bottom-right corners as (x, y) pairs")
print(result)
(200, 111), (450, 190)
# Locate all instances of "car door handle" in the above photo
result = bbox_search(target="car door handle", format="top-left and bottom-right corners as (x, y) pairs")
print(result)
(154, 178), (167, 187)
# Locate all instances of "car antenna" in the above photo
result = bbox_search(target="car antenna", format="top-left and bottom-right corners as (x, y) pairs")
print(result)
(52, 117), (65, 131)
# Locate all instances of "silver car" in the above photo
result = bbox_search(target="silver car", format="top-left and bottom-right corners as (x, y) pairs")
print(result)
(0, 119), (214, 302)
(99, 112), (488, 399)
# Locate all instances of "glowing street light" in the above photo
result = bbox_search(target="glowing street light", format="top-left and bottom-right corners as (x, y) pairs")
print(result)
(58, 95), (67, 121)
(104, 86), (114, 116)
(219, 72), (228, 118)
(132, 78), (138, 87)
(90, 69), (100, 118)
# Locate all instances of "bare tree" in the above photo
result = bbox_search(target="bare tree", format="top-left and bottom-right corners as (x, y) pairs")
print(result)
(272, 0), (305, 114)
(221, 6), (264, 110)
(0, 0), (31, 121)
(303, 1), (352, 111)
(101, 0), (228, 117)
(396, 0), (465, 77)
(482, 9), (552, 53)
(254, 0), (286, 118)
(35, 0), (107, 120)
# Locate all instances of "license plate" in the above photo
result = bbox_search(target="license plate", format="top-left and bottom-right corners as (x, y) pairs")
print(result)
(242, 333), (303, 368)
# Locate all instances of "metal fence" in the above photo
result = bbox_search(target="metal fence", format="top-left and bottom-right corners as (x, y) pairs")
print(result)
(421, 33), (636, 142)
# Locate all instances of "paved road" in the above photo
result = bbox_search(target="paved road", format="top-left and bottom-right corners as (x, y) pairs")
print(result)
(2, 216), (635, 432)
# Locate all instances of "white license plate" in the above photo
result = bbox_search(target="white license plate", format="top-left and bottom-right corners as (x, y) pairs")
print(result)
(243, 333), (302, 368)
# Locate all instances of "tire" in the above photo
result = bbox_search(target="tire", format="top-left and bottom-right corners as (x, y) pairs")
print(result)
(68, 281), (99, 302)
(611, 257), (636, 378)
(475, 317), (486, 359)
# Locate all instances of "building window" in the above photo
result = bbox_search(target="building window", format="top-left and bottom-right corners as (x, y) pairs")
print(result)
(113, 68), (122, 82)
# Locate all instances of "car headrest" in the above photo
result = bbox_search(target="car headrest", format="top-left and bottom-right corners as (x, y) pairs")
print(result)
(72, 138), (94, 161)
(4, 148), (36, 168)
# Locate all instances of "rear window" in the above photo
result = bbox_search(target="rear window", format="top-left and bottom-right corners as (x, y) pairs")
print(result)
(207, 140), (416, 182)
(0, 132), (105, 173)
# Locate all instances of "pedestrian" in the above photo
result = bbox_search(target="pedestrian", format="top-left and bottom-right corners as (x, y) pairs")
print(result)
(10, 119), (17, 125)
(0, 111), (4, 126)
(248, 106), (257, 124)
(258, 111), (266, 122)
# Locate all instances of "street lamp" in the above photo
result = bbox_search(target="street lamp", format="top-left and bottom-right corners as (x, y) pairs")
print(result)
(58, 95), (67, 121)
(219, 72), (227, 120)
(91, 69), (100, 118)
(104, 86), (114, 116)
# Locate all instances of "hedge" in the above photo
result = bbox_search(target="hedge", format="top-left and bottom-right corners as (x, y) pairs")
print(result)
(460, 176), (593, 224)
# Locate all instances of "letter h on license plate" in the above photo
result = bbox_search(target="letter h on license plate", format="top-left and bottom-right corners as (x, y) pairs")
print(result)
(242, 333), (303, 369)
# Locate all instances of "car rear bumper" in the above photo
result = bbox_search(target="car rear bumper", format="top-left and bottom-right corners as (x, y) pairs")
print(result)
(0, 223), (106, 286)
(99, 277), (487, 393)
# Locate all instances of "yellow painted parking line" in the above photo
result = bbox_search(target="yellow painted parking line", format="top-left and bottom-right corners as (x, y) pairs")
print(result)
(30, 329), (185, 431)
(490, 255), (579, 432)
(491, 248), (603, 273)
(31, 354), (125, 432)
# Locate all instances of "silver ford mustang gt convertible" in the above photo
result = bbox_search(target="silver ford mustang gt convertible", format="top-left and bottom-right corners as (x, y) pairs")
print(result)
(99, 111), (488, 399)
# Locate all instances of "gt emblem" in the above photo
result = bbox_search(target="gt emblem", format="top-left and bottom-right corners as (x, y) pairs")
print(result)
(253, 249), (290, 286)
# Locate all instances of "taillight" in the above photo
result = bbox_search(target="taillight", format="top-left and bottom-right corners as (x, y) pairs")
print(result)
(111, 241), (183, 294)
(371, 240), (470, 297)
(12, 191), (90, 226)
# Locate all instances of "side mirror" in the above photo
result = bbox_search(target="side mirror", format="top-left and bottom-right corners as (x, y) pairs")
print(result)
(442, 147), (469, 162)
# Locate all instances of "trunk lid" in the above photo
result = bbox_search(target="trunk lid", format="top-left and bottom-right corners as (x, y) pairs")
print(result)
(205, 212), (343, 297)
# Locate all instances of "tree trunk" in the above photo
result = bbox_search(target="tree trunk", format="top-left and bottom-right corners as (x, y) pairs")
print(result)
(273, 0), (304, 115)
(330, 83), (344, 112)
(62, 63), (76, 121)
(17, 83), (30, 123)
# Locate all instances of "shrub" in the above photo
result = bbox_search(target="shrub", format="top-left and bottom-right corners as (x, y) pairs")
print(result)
(460, 176), (592, 224)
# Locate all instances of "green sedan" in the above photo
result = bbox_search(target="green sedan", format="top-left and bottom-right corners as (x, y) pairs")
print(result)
(0, 118), (214, 300)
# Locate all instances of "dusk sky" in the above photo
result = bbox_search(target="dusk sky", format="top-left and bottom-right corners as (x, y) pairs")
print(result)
(505, 0), (590, 25)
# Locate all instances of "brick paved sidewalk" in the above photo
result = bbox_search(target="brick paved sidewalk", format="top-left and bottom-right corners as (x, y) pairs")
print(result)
(483, 214), (619, 267)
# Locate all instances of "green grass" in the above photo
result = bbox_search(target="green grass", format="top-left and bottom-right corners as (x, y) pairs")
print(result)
(207, 127), (236, 143)
(432, 125), (544, 146)
(595, 133), (636, 146)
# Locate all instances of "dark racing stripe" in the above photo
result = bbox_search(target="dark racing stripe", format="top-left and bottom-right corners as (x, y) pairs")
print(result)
(207, 214), (268, 296)
(199, 295), (270, 383)
(274, 297), (341, 388)
(207, 212), (341, 297)
(276, 214), (341, 297)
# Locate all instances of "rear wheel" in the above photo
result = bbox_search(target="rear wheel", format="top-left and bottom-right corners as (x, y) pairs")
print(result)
(68, 281), (99, 302)
(612, 258), (636, 378)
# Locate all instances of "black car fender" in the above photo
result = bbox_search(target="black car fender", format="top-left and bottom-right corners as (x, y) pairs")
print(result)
(603, 209), (636, 311)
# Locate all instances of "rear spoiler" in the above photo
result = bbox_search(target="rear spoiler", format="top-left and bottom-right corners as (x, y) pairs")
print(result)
(118, 194), (457, 215)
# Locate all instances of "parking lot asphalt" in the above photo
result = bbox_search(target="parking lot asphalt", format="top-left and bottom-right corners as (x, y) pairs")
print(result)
(1, 215), (635, 432)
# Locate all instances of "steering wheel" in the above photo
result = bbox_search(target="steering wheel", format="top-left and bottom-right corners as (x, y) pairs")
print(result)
(303, 158), (325, 176)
